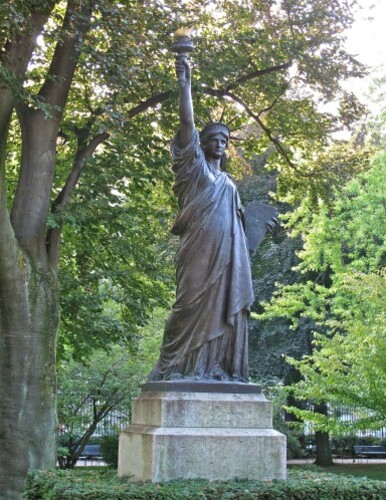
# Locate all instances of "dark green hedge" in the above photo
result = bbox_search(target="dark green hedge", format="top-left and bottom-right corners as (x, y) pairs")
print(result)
(23, 468), (386, 499)
(99, 434), (119, 469)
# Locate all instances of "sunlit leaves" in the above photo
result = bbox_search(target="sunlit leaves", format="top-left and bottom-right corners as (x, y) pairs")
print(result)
(57, 134), (176, 360)
(52, 0), (366, 176)
(264, 153), (386, 431)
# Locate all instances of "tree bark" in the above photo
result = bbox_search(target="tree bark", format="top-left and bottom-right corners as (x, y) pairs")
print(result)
(0, 10), (51, 139)
(0, 101), (60, 500)
(314, 403), (334, 466)
(0, 257), (59, 498)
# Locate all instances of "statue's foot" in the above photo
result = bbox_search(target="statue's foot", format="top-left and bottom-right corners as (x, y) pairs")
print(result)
(148, 365), (162, 381)
(212, 365), (229, 381)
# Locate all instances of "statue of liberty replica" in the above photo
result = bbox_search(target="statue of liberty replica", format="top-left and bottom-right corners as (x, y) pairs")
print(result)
(149, 33), (254, 383)
(119, 30), (285, 482)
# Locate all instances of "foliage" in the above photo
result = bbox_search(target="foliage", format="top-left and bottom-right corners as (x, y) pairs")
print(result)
(261, 153), (386, 432)
(23, 468), (386, 499)
(241, 139), (370, 383)
(57, 310), (164, 468)
(264, 384), (305, 459)
(276, 142), (372, 210)
(239, 162), (313, 384)
(7, 0), (368, 209)
(99, 434), (119, 469)
(57, 347), (134, 468)
(358, 76), (386, 149)
(56, 145), (176, 360)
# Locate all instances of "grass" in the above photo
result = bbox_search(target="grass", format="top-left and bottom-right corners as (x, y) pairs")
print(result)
(290, 463), (386, 481)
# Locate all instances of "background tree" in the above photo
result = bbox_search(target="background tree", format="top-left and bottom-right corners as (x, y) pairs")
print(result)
(0, 0), (365, 495)
(262, 152), (386, 436)
(56, 136), (176, 360)
(57, 310), (164, 468)
(243, 139), (371, 464)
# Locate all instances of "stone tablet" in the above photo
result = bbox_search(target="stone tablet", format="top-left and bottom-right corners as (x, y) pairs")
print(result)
(244, 200), (279, 252)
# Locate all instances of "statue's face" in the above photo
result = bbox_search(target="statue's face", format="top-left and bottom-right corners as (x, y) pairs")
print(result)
(204, 133), (228, 159)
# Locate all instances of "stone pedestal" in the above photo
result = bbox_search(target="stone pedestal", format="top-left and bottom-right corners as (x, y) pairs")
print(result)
(118, 381), (286, 482)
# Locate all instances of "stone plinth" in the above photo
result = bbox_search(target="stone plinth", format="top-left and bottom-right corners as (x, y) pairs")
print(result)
(118, 381), (286, 482)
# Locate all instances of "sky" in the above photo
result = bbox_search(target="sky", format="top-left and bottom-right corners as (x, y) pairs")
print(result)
(344, 0), (386, 100)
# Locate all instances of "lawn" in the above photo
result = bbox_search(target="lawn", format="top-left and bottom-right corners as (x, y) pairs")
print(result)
(290, 463), (386, 481)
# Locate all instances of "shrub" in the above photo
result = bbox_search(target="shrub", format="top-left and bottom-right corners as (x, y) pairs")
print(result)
(100, 434), (119, 468)
(23, 468), (386, 499)
(266, 384), (306, 459)
(331, 435), (357, 456)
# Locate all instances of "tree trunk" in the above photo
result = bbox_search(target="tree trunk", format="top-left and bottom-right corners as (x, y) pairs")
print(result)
(0, 251), (59, 498)
(314, 403), (334, 466)
(0, 110), (60, 498)
(0, 120), (59, 492)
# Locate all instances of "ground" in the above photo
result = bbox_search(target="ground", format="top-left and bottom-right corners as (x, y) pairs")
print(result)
(288, 459), (386, 481)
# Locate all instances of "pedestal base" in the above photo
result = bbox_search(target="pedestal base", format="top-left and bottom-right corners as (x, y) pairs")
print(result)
(118, 381), (286, 482)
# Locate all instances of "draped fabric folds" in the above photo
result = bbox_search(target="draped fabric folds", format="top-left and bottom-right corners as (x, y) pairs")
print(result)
(149, 129), (254, 381)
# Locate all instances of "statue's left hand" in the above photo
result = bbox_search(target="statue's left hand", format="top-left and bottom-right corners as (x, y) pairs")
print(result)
(175, 56), (191, 87)
(265, 217), (279, 233)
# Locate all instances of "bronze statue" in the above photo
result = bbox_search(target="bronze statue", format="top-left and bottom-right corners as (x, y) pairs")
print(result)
(149, 39), (256, 382)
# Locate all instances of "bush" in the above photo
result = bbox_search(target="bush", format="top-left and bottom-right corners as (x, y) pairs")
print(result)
(330, 435), (357, 456)
(262, 384), (306, 459)
(330, 435), (386, 457)
(23, 468), (386, 499)
(100, 434), (119, 468)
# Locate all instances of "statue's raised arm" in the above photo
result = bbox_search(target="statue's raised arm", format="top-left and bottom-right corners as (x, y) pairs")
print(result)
(175, 56), (194, 148)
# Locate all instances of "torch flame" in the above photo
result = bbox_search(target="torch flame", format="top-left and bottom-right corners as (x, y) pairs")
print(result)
(175, 27), (193, 38)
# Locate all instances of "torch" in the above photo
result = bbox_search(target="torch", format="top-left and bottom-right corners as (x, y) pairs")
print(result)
(170, 28), (195, 88)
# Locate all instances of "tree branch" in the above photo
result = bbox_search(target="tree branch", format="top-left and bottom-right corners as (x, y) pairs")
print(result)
(225, 90), (312, 177)
(225, 61), (293, 93)
(0, 9), (53, 137)
(11, 0), (92, 261)
(0, 7), (54, 281)
(39, 0), (92, 113)
(125, 91), (173, 118)
(257, 78), (294, 118)
(47, 131), (109, 266)
(121, 62), (292, 118)
(0, 126), (23, 292)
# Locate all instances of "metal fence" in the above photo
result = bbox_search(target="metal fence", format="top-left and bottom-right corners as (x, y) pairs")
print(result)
(59, 398), (386, 439)
(302, 403), (386, 438)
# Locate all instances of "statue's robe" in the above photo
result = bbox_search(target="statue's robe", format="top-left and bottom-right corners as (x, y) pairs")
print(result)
(150, 129), (254, 381)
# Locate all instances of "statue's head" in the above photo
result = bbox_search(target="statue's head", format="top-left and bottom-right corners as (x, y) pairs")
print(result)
(200, 122), (230, 146)
(200, 123), (230, 168)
